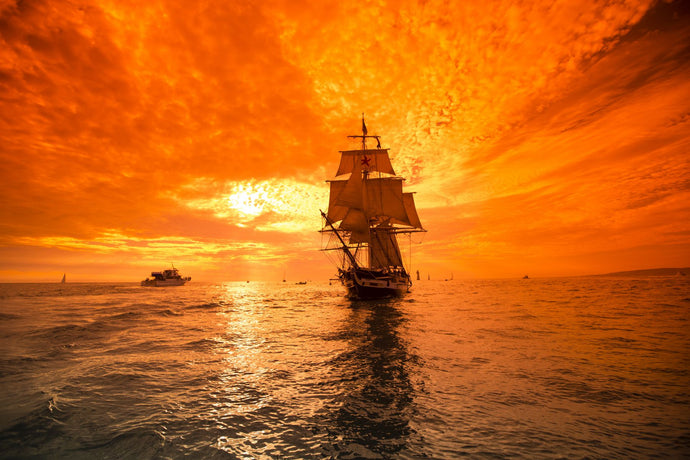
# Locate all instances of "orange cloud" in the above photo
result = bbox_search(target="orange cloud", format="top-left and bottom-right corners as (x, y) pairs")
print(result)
(0, 0), (688, 281)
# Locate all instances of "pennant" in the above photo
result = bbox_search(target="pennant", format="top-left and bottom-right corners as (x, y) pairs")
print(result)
(362, 118), (368, 136)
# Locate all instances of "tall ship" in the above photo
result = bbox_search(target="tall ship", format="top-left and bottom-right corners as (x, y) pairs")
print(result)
(321, 118), (425, 299)
(141, 265), (191, 287)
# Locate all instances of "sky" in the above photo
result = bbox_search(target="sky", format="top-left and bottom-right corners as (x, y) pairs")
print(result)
(0, 0), (688, 282)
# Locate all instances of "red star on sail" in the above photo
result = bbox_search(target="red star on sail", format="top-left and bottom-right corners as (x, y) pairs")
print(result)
(361, 155), (371, 168)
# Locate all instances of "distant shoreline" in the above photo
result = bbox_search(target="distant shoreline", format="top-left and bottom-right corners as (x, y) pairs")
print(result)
(588, 267), (689, 277)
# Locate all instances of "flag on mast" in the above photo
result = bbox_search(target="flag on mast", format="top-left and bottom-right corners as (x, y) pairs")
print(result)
(362, 117), (368, 136)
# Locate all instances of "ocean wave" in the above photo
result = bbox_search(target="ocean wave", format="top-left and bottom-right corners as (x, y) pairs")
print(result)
(184, 302), (223, 311)
(1, 279), (689, 458)
(157, 308), (184, 317)
(0, 312), (21, 320)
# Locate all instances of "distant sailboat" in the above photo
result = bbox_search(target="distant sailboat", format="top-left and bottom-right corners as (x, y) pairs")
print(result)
(416, 270), (420, 281)
(320, 117), (425, 299)
(61, 273), (66, 284)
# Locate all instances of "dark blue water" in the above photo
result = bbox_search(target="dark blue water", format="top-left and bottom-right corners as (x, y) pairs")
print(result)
(1, 278), (688, 458)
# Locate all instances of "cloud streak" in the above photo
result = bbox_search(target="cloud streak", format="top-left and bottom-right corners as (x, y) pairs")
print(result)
(0, 0), (688, 280)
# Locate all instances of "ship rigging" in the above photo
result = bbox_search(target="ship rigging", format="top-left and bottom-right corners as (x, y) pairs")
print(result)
(321, 117), (425, 299)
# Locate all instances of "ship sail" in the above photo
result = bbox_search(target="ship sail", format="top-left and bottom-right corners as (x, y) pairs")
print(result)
(321, 117), (425, 299)
(369, 226), (404, 268)
(336, 149), (396, 176)
(326, 153), (424, 241)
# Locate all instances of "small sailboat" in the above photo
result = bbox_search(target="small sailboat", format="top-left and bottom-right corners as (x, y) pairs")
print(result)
(61, 273), (66, 284)
(320, 117), (425, 299)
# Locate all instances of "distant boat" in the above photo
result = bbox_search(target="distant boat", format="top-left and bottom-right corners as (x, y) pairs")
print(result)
(295, 281), (307, 285)
(416, 270), (420, 281)
(141, 264), (191, 287)
(523, 275), (530, 279)
(61, 273), (66, 284)
(320, 117), (425, 299)
(445, 272), (453, 281)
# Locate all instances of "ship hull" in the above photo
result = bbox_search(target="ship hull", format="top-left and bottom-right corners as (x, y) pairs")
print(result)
(140, 278), (189, 287)
(339, 268), (409, 299)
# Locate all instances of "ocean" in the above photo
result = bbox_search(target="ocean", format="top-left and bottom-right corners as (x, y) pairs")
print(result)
(0, 277), (688, 459)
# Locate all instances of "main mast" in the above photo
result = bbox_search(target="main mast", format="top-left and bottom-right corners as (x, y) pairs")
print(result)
(347, 114), (381, 159)
(346, 115), (381, 267)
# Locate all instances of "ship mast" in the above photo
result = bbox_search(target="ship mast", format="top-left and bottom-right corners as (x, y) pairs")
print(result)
(323, 116), (425, 273)
(346, 115), (390, 269)
(347, 114), (381, 156)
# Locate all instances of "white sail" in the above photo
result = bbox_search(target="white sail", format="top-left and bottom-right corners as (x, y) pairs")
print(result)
(326, 179), (349, 222)
(398, 193), (423, 229)
(364, 177), (408, 224)
(341, 209), (370, 243)
(369, 228), (404, 268)
(327, 174), (370, 244)
(334, 166), (363, 210)
(336, 149), (396, 176)
(328, 178), (423, 231)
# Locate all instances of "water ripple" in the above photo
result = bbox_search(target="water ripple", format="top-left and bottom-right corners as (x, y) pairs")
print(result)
(0, 279), (688, 458)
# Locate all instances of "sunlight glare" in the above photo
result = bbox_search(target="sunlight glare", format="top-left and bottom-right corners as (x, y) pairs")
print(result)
(227, 184), (267, 217)
(182, 178), (327, 232)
